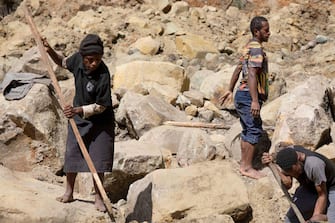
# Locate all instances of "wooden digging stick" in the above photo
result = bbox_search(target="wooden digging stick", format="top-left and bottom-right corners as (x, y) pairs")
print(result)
(22, 4), (115, 221)
(268, 163), (305, 223)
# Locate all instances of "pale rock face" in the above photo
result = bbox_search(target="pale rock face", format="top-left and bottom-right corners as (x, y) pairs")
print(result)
(113, 60), (187, 92)
(131, 36), (161, 55)
(0, 165), (108, 223)
(175, 33), (219, 59)
(126, 161), (250, 222)
(169, 1), (190, 16)
(0, 20), (30, 56)
(270, 75), (333, 152)
(115, 91), (188, 137)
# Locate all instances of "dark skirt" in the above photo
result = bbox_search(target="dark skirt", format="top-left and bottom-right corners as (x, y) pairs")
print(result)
(63, 117), (114, 173)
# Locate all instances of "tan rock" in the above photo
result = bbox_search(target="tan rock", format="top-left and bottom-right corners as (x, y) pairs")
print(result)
(131, 36), (160, 55)
(0, 166), (109, 223)
(270, 75), (333, 153)
(146, 82), (179, 105)
(144, 0), (171, 13)
(203, 100), (222, 117)
(0, 84), (67, 154)
(175, 33), (219, 59)
(0, 21), (30, 56)
(126, 160), (251, 222)
(164, 21), (182, 35)
(115, 91), (188, 137)
(316, 143), (335, 162)
(183, 90), (204, 107)
(127, 15), (149, 29)
(199, 66), (234, 100)
(169, 1), (189, 16)
(261, 96), (284, 128)
(67, 9), (102, 31)
(139, 125), (184, 154)
(113, 60), (187, 92)
(226, 6), (240, 19)
(185, 104), (198, 116)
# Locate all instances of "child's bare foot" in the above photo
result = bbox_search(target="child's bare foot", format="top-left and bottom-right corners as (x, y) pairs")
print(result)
(95, 195), (107, 212)
(240, 167), (266, 179)
(56, 194), (74, 203)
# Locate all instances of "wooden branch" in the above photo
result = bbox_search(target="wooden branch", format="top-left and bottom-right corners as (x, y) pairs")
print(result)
(22, 4), (115, 221)
(163, 121), (229, 129)
(268, 163), (305, 223)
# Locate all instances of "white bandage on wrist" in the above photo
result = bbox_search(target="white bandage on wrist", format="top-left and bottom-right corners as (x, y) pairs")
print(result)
(82, 103), (106, 119)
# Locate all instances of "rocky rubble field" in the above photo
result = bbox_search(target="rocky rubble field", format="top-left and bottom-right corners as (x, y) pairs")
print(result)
(0, 0), (335, 222)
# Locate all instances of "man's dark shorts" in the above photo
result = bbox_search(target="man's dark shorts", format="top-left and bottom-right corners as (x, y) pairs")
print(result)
(234, 90), (263, 145)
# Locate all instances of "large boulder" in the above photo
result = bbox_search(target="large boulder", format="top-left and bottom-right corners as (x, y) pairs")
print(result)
(67, 9), (103, 31)
(270, 75), (333, 152)
(0, 83), (67, 169)
(175, 33), (219, 59)
(0, 166), (109, 223)
(199, 65), (234, 100)
(126, 160), (251, 223)
(113, 60), (188, 93)
(6, 47), (68, 80)
(130, 36), (161, 55)
(139, 125), (216, 166)
(0, 20), (30, 57)
(104, 140), (167, 202)
(115, 91), (188, 138)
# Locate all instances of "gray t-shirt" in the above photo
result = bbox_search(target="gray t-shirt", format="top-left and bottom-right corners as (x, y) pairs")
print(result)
(304, 156), (327, 187)
(294, 145), (335, 191)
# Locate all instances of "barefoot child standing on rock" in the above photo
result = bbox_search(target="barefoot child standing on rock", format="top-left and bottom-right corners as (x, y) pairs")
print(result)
(43, 34), (115, 212)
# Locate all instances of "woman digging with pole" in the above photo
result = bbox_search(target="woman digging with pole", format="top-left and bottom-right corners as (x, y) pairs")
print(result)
(43, 33), (115, 212)
(23, 4), (115, 220)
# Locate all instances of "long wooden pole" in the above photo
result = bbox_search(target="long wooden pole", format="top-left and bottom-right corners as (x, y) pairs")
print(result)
(22, 4), (115, 221)
(163, 121), (229, 129)
(268, 163), (305, 223)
